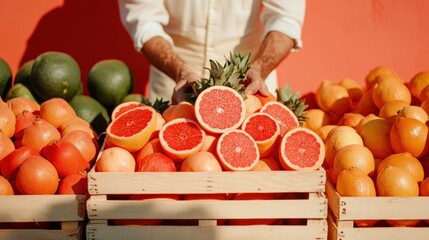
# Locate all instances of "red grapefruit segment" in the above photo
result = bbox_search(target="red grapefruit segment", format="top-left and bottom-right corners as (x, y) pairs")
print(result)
(106, 106), (156, 152)
(241, 112), (280, 158)
(260, 101), (299, 137)
(194, 86), (246, 133)
(111, 101), (144, 121)
(159, 118), (206, 161)
(279, 127), (325, 171)
(216, 129), (259, 171)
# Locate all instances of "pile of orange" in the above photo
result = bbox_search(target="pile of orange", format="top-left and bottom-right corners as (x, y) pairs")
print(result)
(307, 66), (429, 227)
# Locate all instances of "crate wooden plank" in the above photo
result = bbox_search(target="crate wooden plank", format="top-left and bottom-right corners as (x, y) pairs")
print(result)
(326, 180), (429, 220)
(86, 223), (328, 240)
(87, 197), (327, 220)
(0, 223), (83, 240)
(88, 169), (326, 195)
(0, 195), (86, 222)
(328, 215), (429, 240)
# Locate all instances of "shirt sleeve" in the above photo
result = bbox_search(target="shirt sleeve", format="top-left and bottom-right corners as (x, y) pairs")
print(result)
(117, 0), (174, 51)
(261, 0), (306, 50)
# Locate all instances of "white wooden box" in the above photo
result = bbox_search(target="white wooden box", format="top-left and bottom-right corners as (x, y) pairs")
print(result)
(0, 194), (85, 240)
(326, 180), (429, 240)
(86, 167), (328, 240)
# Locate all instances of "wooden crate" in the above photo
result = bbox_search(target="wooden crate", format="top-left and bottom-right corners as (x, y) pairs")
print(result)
(0, 194), (85, 240)
(326, 180), (429, 240)
(86, 168), (328, 240)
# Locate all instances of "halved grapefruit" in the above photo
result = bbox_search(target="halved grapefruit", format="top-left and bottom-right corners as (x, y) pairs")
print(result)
(278, 127), (325, 171)
(260, 101), (299, 137)
(194, 86), (246, 133)
(241, 112), (280, 158)
(216, 129), (259, 171)
(111, 101), (143, 121)
(159, 118), (206, 161)
(106, 106), (156, 152)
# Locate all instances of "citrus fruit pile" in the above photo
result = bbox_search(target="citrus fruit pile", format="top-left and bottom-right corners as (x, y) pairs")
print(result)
(307, 66), (429, 227)
(1, 51), (139, 135)
(99, 84), (325, 175)
(0, 96), (99, 196)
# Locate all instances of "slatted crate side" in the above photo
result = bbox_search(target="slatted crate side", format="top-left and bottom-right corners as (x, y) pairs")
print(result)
(88, 169), (327, 195)
(0, 195), (86, 240)
(0, 195), (86, 222)
(326, 180), (429, 221)
(0, 223), (83, 240)
(87, 224), (328, 240)
(87, 192), (327, 221)
(326, 180), (429, 240)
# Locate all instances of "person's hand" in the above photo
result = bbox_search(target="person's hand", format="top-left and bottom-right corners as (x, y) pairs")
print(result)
(171, 71), (201, 104)
(244, 64), (271, 96)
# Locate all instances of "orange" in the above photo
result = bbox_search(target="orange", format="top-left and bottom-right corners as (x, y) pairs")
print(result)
(339, 78), (363, 108)
(397, 105), (429, 124)
(371, 80), (411, 110)
(355, 113), (381, 133)
(324, 126), (363, 167)
(315, 124), (337, 143)
(0, 131), (15, 161)
(0, 102), (16, 138)
(420, 98), (429, 115)
(331, 144), (375, 184)
(315, 83), (352, 122)
(377, 152), (424, 182)
(420, 177), (429, 196)
(6, 97), (40, 116)
(302, 108), (331, 132)
(358, 118), (393, 159)
(162, 101), (196, 122)
(389, 116), (429, 158)
(418, 84), (429, 103)
(336, 167), (378, 227)
(244, 94), (262, 118)
(378, 100), (410, 123)
(355, 89), (379, 116)
(376, 165), (419, 196)
(408, 71), (429, 101)
(39, 98), (77, 128)
(376, 165), (420, 227)
(337, 112), (364, 129)
(365, 66), (402, 89)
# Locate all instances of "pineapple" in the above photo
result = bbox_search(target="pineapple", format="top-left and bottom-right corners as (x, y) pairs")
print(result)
(141, 97), (170, 114)
(183, 52), (250, 104)
(276, 84), (308, 126)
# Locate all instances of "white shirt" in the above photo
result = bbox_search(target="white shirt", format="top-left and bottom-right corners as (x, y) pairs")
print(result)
(118, 0), (305, 102)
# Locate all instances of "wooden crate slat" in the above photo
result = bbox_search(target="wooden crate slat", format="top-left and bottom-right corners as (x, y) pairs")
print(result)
(88, 170), (326, 195)
(87, 198), (327, 220)
(86, 224), (328, 240)
(0, 224), (82, 240)
(0, 195), (86, 222)
(326, 180), (429, 220)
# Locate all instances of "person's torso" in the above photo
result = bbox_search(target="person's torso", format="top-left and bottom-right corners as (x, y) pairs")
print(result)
(163, 0), (264, 76)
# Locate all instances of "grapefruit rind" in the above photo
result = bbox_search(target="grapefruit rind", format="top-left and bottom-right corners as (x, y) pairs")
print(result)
(260, 101), (299, 137)
(194, 86), (246, 134)
(217, 129), (260, 171)
(159, 118), (206, 161)
(241, 112), (280, 158)
(106, 106), (156, 152)
(111, 101), (144, 121)
(279, 127), (325, 171)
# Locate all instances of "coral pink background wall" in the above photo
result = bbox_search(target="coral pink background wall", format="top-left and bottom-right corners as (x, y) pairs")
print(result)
(1, 0), (429, 97)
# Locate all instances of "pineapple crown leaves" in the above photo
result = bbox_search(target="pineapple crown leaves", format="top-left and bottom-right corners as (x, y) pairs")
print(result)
(276, 84), (308, 126)
(141, 97), (170, 114)
(183, 52), (251, 104)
